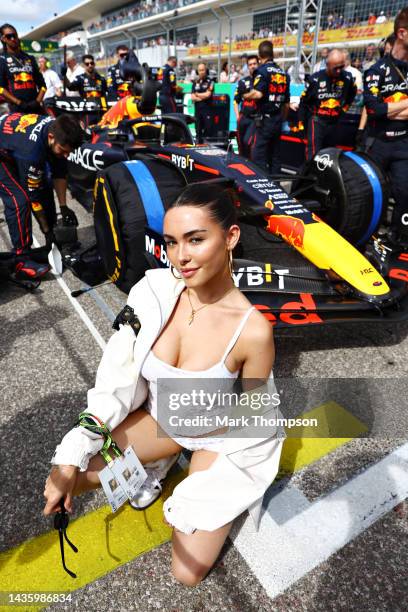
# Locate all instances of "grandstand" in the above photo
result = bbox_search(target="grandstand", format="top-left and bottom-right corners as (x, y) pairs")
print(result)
(22, 0), (404, 78)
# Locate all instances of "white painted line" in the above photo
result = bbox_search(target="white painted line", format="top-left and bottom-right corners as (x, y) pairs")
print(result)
(231, 441), (408, 600)
(33, 236), (106, 350)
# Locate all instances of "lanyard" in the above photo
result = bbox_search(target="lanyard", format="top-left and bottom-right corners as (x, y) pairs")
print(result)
(54, 413), (122, 579)
(77, 412), (123, 464)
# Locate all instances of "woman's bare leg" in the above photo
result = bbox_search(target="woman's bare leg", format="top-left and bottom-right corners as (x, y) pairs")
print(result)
(74, 408), (183, 495)
(171, 450), (233, 587)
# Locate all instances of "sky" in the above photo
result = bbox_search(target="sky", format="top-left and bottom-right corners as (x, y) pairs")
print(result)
(1, 0), (80, 36)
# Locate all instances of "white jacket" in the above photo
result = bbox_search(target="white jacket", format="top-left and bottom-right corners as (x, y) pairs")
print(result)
(52, 268), (286, 532)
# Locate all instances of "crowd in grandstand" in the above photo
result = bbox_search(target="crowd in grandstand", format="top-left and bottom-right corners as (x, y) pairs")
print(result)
(88, 0), (200, 33)
(84, 0), (399, 38)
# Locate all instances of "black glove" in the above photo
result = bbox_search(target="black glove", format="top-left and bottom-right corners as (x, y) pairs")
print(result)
(25, 99), (43, 113)
(60, 206), (79, 226)
(60, 64), (68, 77)
(354, 128), (366, 151)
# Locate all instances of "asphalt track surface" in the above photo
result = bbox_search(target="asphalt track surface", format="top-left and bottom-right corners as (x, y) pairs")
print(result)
(0, 195), (407, 612)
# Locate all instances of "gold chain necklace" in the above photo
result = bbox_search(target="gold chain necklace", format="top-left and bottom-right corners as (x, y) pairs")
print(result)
(187, 286), (235, 325)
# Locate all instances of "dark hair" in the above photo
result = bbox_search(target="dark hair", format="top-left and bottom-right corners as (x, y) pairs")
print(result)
(258, 40), (273, 60)
(1, 23), (17, 50)
(167, 55), (176, 62)
(379, 33), (397, 57)
(0, 23), (17, 36)
(116, 44), (128, 53)
(222, 61), (228, 72)
(171, 182), (238, 231)
(247, 54), (259, 63)
(394, 7), (408, 35)
(48, 115), (84, 150)
(82, 54), (95, 64)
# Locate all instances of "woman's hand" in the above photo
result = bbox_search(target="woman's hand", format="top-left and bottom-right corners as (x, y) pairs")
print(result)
(43, 465), (78, 516)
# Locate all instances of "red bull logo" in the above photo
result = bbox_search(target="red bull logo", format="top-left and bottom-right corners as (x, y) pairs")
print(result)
(320, 98), (341, 110)
(384, 92), (408, 103)
(86, 90), (102, 98)
(265, 214), (306, 249)
(14, 71), (34, 90)
(273, 73), (286, 84)
(14, 71), (33, 83)
(15, 114), (38, 133)
(117, 83), (130, 98)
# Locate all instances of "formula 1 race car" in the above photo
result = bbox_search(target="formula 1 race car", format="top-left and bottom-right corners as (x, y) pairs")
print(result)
(58, 95), (408, 328)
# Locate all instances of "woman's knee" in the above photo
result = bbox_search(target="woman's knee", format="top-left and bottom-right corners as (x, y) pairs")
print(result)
(171, 559), (207, 587)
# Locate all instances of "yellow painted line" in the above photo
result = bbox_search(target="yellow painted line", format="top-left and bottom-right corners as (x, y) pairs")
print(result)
(0, 472), (185, 611)
(0, 401), (366, 606)
(277, 401), (368, 477)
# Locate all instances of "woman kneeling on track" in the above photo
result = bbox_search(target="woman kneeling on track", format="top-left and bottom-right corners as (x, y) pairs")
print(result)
(43, 182), (285, 587)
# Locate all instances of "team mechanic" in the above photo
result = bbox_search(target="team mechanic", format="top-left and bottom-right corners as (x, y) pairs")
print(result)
(233, 54), (259, 158)
(191, 63), (214, 144)
(297, 49), (357, 160)
(0, 23), (46, 114)
(62, 54), (107, 126)
(243, 40), (290, 175)
(364, 7), (408, 247)
(0, 113), (83, 277)
(107, 45), (132, 100)
(159, 56), (180, 114)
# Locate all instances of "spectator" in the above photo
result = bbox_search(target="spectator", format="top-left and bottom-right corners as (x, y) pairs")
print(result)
(229, 63), (240, 83)
(352, 57), (363, 70)
(288, 59), (306, 83)
(219, 61), (229, 83)
(313, 47), (330, 72)
(379, 33), (397, 57)
(343, 50), (363, 115)
(177, 59), (187, 80)
(240, 54), (249, 76)
(64, 51), (85, 97)
(376, 11), (387, 24)
(362, 44), (377, 71)
(38, 56), (62, 100)
(368, 13), (377, 25)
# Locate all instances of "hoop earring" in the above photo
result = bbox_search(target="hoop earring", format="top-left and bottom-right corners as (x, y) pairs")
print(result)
(171, 266), (182, 279)
(228, 250), (234, 277)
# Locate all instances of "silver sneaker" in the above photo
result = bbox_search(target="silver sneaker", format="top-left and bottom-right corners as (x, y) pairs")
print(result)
(129, 453), (180, 510)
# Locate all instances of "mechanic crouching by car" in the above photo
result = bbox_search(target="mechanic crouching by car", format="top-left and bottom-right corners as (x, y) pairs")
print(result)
(0, 23), (46, 114)
(191, 62), (214, 144)
(242, 40), (290, 175)
(233, 54), (259, 158)
(298, 49), (357, 160)
(364, 7), (408, 248)
(107, 45), (132, 101)
(0, 113), (83, 278)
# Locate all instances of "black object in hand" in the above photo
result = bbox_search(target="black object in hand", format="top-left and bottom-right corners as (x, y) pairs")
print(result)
(54, 498), (78, 578)
(61, 206), (79, 227)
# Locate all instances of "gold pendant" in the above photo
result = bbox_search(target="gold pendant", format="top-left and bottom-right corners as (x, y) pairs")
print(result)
(188, 310), (195, 325)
